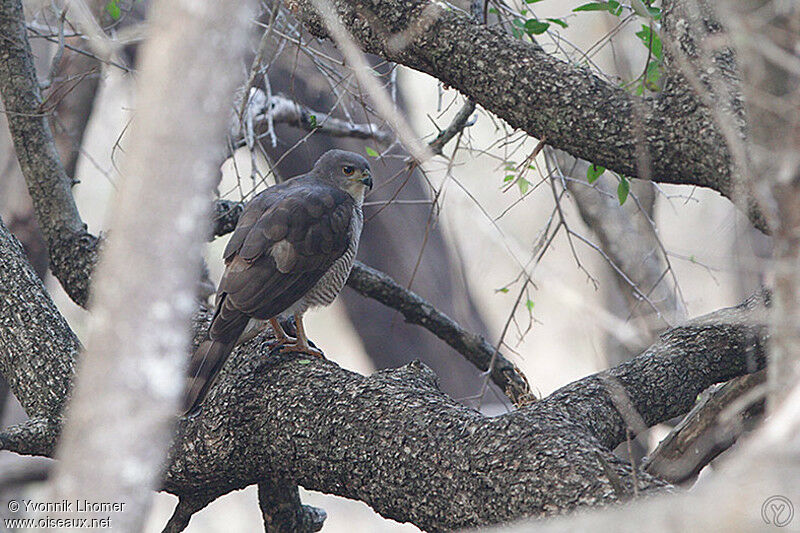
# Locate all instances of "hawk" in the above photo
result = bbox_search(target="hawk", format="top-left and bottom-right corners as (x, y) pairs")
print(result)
(184, 150), (373, 415)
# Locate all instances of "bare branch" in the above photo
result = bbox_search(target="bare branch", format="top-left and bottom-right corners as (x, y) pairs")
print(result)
(428, 99), (476, 156)
(258, 480), (326, 533)
(236, 90), (393, 145)
(348, 261), (536, 406)
(161, 495), (213, 533)
(643, 371), (766, 484)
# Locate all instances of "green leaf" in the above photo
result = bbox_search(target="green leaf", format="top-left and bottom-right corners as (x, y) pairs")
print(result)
(365, 146), (379, 157)
(635, 25), (662, 60)
(524, 19), (550, 35)
(547, 17), (569, 28)
(524, 0), (546, 3)
(105, 0), (121, 19)
(573, 2), (609, 11)
(587, 164), (605, 183)
(518, 177), (531, 195)
(525, 299), (535, 312)
(648, 6), (662, 19)
(575, 1), (622, 15)
(644, 60), (662, 91)
(308, 114), (317, 128)
(496, 287), (510, 294)
(573, 1), (615, 13)
(617, 176), (630, 205)
(504, 174), (515, 183)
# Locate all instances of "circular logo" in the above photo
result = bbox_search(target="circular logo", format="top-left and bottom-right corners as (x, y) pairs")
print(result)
(762, 495), (794, 527)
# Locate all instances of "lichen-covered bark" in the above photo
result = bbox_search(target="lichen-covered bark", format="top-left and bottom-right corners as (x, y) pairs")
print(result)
(0, 214), (769, 530)
(287, 0), (737, 210)
(0, 0), (99, 307)
(0, 218), (76, 419)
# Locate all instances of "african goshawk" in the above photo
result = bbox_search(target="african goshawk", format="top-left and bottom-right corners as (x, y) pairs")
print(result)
(184, 149), (373, 415)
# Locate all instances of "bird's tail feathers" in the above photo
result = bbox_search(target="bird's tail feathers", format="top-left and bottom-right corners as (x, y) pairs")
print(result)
(183, 335), (239, 417)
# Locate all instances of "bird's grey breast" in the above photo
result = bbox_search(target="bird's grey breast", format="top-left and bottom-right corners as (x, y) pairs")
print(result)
(287, 206), (363, 314)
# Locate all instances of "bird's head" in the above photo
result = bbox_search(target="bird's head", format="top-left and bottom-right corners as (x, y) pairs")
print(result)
(313, 149), (373, 201)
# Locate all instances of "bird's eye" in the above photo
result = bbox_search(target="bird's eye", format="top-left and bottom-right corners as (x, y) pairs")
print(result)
(342, 165), (355, 176)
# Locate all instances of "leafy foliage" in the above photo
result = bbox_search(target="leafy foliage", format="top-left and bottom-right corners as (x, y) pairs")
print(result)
(617, 175), (630, 205)
(105, 0), (121, 20)
(587, 164), (605, 183)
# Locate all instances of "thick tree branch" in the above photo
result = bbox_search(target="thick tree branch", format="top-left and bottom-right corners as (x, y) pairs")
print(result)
(541, 291), (768, 450)
(0, 218), (768, 530)
(486, 378), (800, 533)
(0, 0), (99, 306)
(642, 370), (766, 484)
(157, 294), (764, 530)
(286, 0), (739, 214)
(0, 417), (58, 457)
(0, 218), (77, 419)
(347, 261), (535, 406)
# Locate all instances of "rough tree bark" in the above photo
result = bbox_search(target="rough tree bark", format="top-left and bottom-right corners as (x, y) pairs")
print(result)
(0, 0), (99, 306)
(486, 375), (800, 532)
(0, 212), (769, 530)
(0, 0), (790, 531)
(285, 0), (760, 227)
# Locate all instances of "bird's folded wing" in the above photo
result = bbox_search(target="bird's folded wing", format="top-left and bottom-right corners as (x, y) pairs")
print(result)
(209, 179), (354, 341)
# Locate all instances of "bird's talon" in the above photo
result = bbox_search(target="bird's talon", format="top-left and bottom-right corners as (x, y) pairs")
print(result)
(276, 343), (324, 358)
(269, 336), (297, 347)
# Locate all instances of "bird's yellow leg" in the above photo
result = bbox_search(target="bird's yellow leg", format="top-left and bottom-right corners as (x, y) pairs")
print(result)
(277, 313), (324, 358)
(268, 317), (293, 343)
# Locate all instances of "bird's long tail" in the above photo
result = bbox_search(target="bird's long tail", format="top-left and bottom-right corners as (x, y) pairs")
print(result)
(183, 319), (248, 416)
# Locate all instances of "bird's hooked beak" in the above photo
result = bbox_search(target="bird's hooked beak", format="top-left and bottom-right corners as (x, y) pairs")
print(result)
(358, 170), (373, 190)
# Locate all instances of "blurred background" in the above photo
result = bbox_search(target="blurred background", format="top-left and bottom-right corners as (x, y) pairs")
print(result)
(0, 0), (769, 530)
